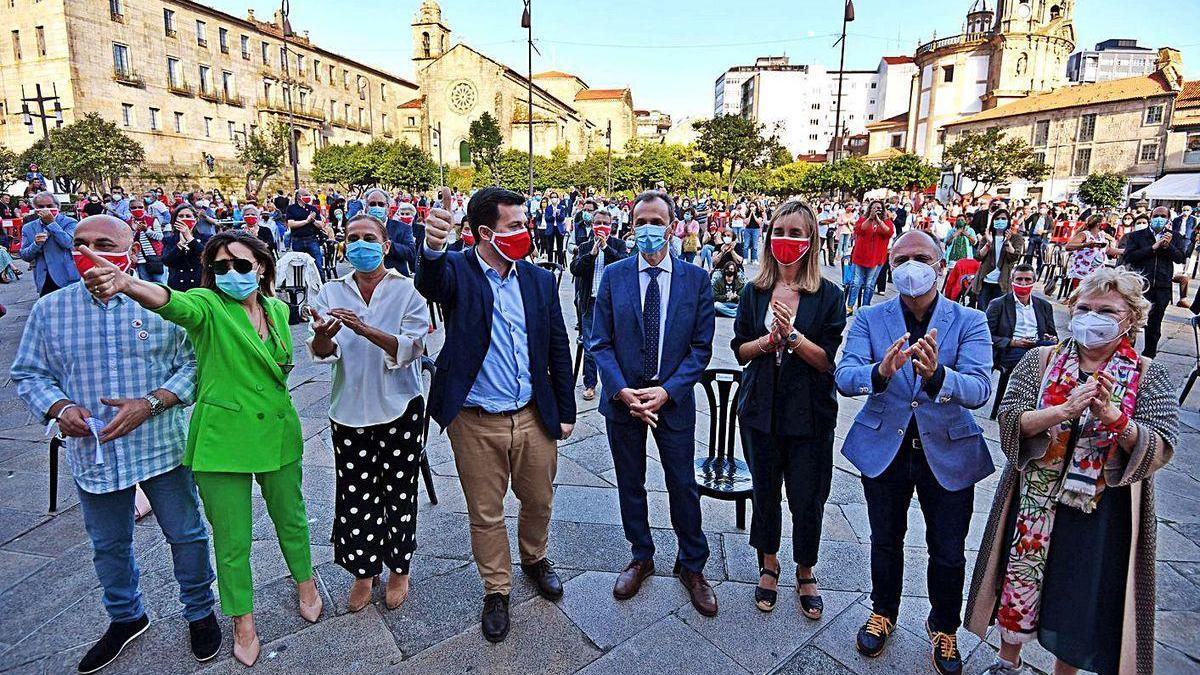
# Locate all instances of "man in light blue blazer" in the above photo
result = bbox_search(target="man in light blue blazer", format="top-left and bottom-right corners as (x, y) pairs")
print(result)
(589, 190), (718, 617)
(834, 229), (994, 675)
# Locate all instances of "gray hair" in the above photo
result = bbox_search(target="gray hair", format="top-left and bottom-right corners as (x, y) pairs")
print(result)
(347, 213), (387, 239)
(363, 188), (390, 204)
(32, 191), (57, 208)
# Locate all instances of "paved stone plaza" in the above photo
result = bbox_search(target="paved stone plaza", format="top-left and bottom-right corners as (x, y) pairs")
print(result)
(0, 263), (1197, 675)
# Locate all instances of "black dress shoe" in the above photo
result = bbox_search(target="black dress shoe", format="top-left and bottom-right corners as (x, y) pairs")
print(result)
(78, 614), (150, 674)
(519, 558), (563, 600)
(188, 612), (222, 662)
(481, 592), (510, 643)
(855, 613), (895, 658)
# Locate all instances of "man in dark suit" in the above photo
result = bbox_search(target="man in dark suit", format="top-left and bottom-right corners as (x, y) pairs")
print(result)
(569, 207), (628, 401)
(968, 197), (995, 236)
(589, 190), (718, 616)
(985, 263), (1058, 370)
(415, 187), (576, 643)
(1124, 205), (1188, 357)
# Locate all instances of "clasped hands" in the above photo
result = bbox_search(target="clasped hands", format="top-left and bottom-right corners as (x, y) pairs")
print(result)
(1058, 370), (1122, 426)
(878, 329), (940, 380)
(617, 387), (669, 428)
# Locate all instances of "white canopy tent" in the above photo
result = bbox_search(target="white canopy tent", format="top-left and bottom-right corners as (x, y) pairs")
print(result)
(1130, 173), (1200, 202)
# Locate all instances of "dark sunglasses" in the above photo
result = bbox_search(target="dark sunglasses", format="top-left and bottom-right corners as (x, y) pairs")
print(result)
(209, 258), (255, 275)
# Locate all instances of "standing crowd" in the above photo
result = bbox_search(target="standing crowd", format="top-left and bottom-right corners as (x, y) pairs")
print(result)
(7, 177), (1188, 675)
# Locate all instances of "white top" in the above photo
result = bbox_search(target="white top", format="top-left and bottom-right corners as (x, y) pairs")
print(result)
(1014, 295), (1038, 340)
(637, 253), (672, 380)
(306, 269), (429, 427)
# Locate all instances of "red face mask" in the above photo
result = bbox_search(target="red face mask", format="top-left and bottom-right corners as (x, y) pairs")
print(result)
(73, 249), (133, 276)
(460, 229), (475, 246)
(770, 236), (810, 266)
(243, 215), (259, 226)
(300, 196), (313, 205)
(489, 228), (532, 262)
(130, 208), (145, 220)
(593, 225), (612, 239)
(1012, 282), (1034, 300)
(178, 217), (197, 230)
(397, 214), (415, 225)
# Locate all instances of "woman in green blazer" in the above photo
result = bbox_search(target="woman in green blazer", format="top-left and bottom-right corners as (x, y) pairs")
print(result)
(79, 231), (320, 667)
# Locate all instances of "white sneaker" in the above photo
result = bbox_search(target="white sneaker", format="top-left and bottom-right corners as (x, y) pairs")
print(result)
(982, 657), (1025, 675)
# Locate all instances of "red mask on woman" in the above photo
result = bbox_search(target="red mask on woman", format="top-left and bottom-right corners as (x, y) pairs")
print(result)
(460, 228), (475, 246)
(770, 236), (810, 266)
(130, 208), (145, 220)
(490, 228), (532, 262)
(178, 217), (197, 229)
(243, 215), (259, 226)
(73, 249), (133, 276)
(1012, 281), (1034, 300)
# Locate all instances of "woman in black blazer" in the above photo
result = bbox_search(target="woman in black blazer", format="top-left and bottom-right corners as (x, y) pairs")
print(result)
(161, 204), (210, 291)
(730, 200), (846, 617)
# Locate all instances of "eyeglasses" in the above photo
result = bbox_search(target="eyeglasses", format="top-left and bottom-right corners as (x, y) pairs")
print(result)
(209, 258), (255, 275)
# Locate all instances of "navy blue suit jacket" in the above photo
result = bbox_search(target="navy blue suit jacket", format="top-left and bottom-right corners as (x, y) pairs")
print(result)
(589, 253), (715, 430)
(384, 219), (417, 276)
(415, 248), (576, 438)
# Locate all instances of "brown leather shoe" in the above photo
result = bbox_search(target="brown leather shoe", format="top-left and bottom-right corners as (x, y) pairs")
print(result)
(613, 559), (655, 600)
(677, 567), (718, 617)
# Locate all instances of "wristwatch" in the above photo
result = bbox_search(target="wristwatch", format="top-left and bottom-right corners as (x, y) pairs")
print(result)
(143, 393), (166, 417)
(786, 330), (801, 346)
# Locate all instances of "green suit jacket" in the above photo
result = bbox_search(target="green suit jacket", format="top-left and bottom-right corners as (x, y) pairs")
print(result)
(153, 288), (303, 473)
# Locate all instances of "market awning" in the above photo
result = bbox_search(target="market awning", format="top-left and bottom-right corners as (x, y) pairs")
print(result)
(1130, 173), (1200, 200)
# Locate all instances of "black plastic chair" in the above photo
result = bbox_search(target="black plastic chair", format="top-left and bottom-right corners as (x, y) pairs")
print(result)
(417, 357), (440, 505)
(426, 300), (442, 331)
(48, 435), (63, 513)
(694, 369), (752, 529)
(537, 261), (563, 289)
(1180, 316), (1200, 405)
(990, 362), (1013, 420)
(573, 342), (585, 386)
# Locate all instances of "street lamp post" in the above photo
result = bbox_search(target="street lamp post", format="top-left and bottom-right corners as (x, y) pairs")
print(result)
(606, 120), (613, 194)
(831, 0), (855, 163)
(21, 83), (64, 192)
(279, 0), (300, 191)
(433, 121), (444, 186)
(522, 0), (533, 197)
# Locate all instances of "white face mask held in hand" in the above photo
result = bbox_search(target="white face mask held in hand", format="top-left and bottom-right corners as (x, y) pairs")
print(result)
(892, 260), (938, 297)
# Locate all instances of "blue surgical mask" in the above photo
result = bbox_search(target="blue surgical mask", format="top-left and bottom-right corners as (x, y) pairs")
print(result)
(581, 211), (594, 224)
(367, 206), (388, 220)
(993, 219), (1009, 231)
(1149, 216), (1168, 232)
(215, 270), (259, 300)
(346, 240), (384, 272)
(634, 224), (668, 254)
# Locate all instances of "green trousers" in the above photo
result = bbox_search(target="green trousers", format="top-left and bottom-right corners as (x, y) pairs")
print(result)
(193, 460), (313, 616)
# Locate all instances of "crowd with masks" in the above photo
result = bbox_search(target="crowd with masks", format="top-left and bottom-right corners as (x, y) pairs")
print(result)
(5, 177), (1189, 675)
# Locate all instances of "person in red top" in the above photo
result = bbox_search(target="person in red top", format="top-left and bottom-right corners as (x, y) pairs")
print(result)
(845, 200), (894, 314)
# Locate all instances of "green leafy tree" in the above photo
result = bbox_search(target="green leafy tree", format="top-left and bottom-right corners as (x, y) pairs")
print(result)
(312, 143), (374, 190)
(492, 149), (530, 191)
(24, 113), (144, 193)
(1077, 171), (1127, 209)
(692, 114), (785, 195)
(874, 153), (940, 193)
(767, 161), (817, 197)
(941, 128), (1049, 197)
(234, 121), (288, 199)
(0, 144), (19, 192)
(376, 140), (438, 192)
(467, 112), (504, 179)
(826, 158), (877, 199)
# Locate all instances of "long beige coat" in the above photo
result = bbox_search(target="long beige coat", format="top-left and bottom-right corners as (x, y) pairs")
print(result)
(964, 346), (1178, 675)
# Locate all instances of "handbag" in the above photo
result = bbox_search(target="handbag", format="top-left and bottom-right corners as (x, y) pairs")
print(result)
(138, 238), (165, 276)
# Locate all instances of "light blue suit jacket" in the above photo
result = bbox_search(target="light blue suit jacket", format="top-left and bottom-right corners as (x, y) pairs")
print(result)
(834, 296), (995, 491)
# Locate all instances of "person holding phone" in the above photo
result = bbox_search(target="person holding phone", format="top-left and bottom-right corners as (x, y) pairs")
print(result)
(77, 230), (321, 667)
(20, 191), (79, 296)
(845, 200), (894, 314)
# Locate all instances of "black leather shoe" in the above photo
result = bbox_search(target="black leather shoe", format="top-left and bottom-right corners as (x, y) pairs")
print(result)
(78, 614), (150, 674)
(855, 612), (895, 658)
(926, 621), (963, 675)
(520, 558), (564, 600)
(481, 593), (510, 643)
(188, 612), (222, 662)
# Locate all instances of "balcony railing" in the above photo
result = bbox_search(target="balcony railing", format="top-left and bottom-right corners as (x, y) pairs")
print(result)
(222, 92), (246, 107)
(220, 44), (229, 55)
(256, 97), (326, 123)
(110, 11), (125, 23)
(113, 67), (145, 88)
(915, 31), (990, 58)
(198, 87), (220, 103)
(165, 28), (177, 38)
(197, 37), (208, 48)
(167, 81), (194, 97)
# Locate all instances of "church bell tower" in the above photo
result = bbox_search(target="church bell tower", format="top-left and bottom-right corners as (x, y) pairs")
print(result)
(983, 0), (1076, 109)
(412, 0), (451, 66)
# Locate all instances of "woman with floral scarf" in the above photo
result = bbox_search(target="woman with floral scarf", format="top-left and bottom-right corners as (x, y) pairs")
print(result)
(965, 266), (1177, 675)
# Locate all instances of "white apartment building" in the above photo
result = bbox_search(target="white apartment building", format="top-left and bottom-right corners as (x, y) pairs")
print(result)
(1067, 39), (1158, 84)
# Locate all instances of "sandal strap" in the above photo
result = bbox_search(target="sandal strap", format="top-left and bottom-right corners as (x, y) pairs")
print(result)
(797, 576), (818, 585)
(759, 566), (780, 579)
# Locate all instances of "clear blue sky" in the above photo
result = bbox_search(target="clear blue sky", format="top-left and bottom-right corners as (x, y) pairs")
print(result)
(210, 0), (1200, 119)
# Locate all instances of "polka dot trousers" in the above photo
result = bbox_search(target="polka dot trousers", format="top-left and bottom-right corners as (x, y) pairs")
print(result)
(330, 396), (425, 579)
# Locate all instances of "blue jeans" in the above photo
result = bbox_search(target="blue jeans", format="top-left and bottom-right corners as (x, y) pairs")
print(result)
(743, 228), (760, 263)
(715, 302), (738, 318)
(698, 245), (714, 270)
(291, 236), (325, 282)
(847, 264), (883, 309)
(136, 263), (167, 284)
(77, 465), (215, 623)
(580, 299), (598, 389)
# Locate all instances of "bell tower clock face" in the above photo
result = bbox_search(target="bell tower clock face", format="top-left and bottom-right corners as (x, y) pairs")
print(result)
(448, 80), (478, 114)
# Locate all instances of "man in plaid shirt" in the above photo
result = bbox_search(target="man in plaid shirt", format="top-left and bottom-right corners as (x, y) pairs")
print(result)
(11, 215), (220, 674)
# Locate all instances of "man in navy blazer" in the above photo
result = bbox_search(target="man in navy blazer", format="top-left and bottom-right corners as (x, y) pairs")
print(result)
(415, 187), (575, 643)
(589, 191), (718, 616)
(834, 230), (994, 674)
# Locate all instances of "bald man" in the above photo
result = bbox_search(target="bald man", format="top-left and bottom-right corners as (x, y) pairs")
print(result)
(11, 215), (219, 673)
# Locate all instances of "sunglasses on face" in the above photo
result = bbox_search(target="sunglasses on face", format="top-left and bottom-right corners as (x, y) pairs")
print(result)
(209, 258), (256, 275)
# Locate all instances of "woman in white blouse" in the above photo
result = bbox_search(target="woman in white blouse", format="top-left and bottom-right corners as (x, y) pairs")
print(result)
(307, 213), (430, 613)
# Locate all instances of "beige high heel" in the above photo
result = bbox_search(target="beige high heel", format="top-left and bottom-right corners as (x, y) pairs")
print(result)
(385, 573), (410, 610)
(347, 576), (378, 613)
(232, 615), (260, 667)
(297, 579), (323, 623)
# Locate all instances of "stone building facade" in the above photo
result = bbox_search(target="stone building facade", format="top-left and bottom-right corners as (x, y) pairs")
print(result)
(941, 49), (1188, 202)
(0, 0), (419, 188)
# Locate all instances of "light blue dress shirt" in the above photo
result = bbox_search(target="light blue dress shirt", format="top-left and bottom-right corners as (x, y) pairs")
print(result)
(425, 244), (533, 412)
(637, 253), (672, 379)
(591, 248), (606, 298)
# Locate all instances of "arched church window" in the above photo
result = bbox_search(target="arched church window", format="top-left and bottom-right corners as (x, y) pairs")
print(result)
(1049, 4), (1061, 19)
(459, 140), (471, 167)
(422, 32), (431, 58)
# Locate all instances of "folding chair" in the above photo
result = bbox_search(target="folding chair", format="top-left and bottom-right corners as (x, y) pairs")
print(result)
(1180, 316), (1200, 405)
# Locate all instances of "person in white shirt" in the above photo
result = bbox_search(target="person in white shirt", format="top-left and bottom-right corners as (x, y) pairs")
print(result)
(984, 263), (1058, 370)
(307, 213), (430, 614)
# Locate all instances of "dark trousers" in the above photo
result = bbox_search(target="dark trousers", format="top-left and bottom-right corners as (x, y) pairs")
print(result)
(579, 298), (598, 389)
(1024, 236), (1044, 273)
(606, 417), (709, 572)
(1142, 286), (1172, 358)
(744, 427), (833, 567)
(998, 345), (1031, 371)
(291, 236), (326, 282)
(39, 274), (60, 297)
(861, 432), (974, 633)
(976, 281), (1002, 312)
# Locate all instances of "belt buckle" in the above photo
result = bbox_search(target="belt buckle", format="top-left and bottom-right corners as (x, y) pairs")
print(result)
(911, 436), (923, 450)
